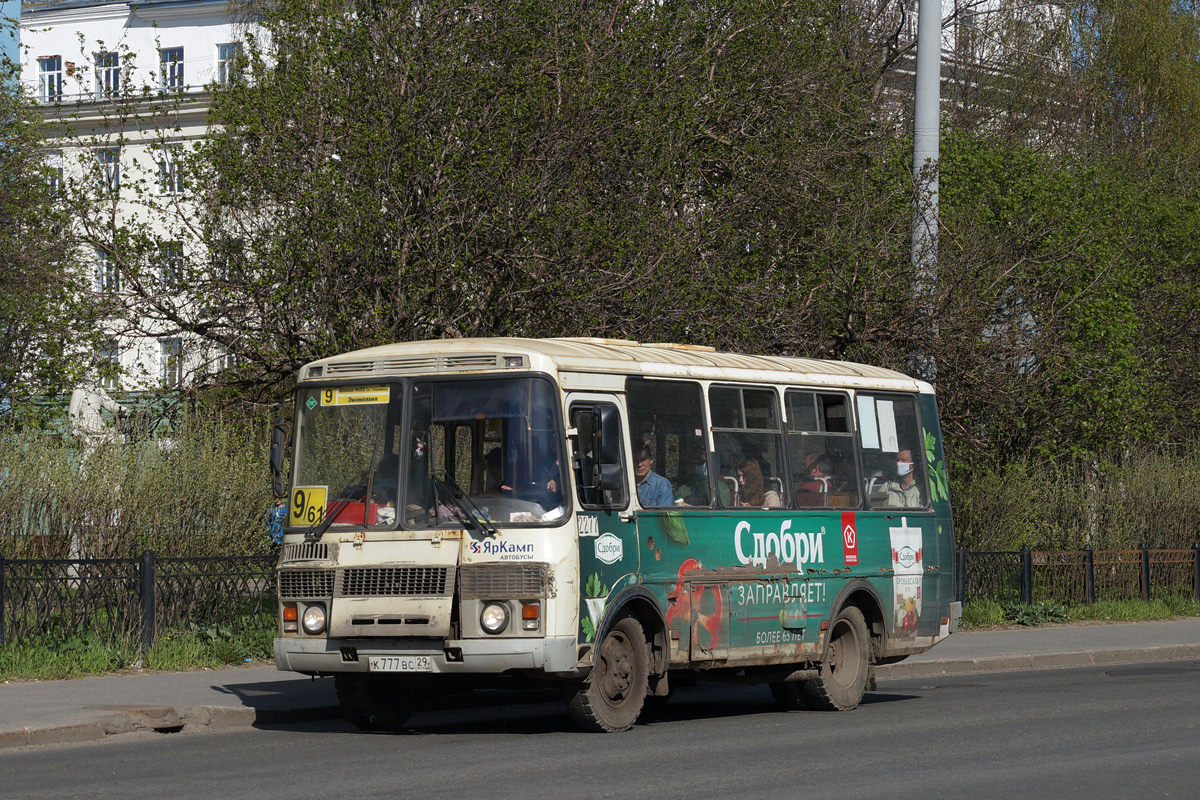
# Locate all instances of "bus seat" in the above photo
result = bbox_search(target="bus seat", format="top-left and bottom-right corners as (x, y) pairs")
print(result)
(865, 471), (889, 507)
(794, 490), (823, 507)
(720, 476), (738, 507)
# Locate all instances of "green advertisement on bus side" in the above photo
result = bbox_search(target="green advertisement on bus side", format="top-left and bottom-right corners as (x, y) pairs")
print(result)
(578, 507), (951, 658)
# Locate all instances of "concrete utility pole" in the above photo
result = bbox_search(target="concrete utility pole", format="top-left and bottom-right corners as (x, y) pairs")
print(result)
(910, 0), (941, 385)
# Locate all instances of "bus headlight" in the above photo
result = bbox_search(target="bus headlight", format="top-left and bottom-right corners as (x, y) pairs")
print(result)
(480, 602), (509, 634)
(302, 604), (327, 635)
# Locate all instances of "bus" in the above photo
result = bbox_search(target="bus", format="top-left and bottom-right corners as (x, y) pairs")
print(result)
(271, 337), (960, 732)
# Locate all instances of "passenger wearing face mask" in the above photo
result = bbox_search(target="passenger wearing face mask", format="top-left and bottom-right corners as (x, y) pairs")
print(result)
(885, 448), (923, 508)
(676, 453), (712, 506)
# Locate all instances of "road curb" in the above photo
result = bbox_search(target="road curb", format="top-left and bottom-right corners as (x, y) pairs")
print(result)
(876, 643), (1200, 680)
(0, 704), (342, 752)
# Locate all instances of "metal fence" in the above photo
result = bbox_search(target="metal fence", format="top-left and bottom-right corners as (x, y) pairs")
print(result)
(0, 552), (276, 648)
(957, 545), (1200, 606)
(2, 545), (1197, 648)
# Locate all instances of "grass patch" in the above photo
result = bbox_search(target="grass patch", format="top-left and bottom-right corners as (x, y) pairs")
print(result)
(1066, 597), (1200, 623)
(960, 597), (1006, 628)
(0, 632), (137, 681)
(0, 625), (275, 681)
(146, 625), (274, 671)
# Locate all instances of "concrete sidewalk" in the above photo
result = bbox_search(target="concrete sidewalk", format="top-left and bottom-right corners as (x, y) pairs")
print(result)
(2, 618), (1198, 750)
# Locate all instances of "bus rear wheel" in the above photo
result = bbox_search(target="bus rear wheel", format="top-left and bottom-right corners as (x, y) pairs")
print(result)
(568, 615), (648, 732)
(334, 673), (416, 732)
(803, 605), (871, 711)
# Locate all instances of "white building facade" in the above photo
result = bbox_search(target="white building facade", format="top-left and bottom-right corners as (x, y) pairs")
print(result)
(20, 0), (245, 393)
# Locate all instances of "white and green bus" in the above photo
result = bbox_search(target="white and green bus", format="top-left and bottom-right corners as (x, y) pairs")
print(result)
(272, 338), (960, 732)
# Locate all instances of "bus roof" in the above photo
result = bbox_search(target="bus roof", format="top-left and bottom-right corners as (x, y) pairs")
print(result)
(300, 337), (933, 394)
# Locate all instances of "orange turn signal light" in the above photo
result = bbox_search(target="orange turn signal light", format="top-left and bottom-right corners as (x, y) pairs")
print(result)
(283, 604), (298, 622)
(521, 601), (540, 631)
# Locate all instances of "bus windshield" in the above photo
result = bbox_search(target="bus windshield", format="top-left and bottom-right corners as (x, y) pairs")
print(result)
(404, 376), (566, 527)
(292, 384), (400, 528)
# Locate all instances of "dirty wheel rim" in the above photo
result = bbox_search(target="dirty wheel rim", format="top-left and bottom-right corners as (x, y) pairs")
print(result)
(597, 627), (634, 708)
(828, 617), (863, 689)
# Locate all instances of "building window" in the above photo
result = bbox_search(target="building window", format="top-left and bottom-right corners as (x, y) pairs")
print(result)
(160, 338), (183, 388)
(158, 241), (185, 290)
(211, 237), (244, 282)
(214, 349), (237, 372)
(160, 47), (184, 92)
(46, 152), (64, 195)
(39, 56), (63, 103)
(95, 51), (119, 96)
(95, 248), (119, 292)
(97, 339), (121, 389)
(158, 146), (185, 195)
(95, 148), (120, 193)
(216, 43), (242, 84)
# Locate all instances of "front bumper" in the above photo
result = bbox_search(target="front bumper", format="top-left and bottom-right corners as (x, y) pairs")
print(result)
(275, 635), (580, 677)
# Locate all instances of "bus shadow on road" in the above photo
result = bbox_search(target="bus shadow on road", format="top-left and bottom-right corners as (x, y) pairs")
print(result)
(314, 683), (924, 736)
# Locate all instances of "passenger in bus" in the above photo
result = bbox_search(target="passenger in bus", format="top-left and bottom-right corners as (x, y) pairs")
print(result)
(736, 459), (782, 507)
(532, 456), (565, 513)
(885, 448), (923, 507)
(794, 454), (834, 505)
(634, 445), (674, 507)
(675, 452), (711, 505)
(797, 454), (834, 493)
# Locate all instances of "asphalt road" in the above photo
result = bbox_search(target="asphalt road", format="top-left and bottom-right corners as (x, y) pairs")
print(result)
(3, 660), (1199, 799)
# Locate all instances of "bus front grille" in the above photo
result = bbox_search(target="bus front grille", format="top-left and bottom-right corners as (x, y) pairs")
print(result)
(458, 562), (554, 598)
(339, 567), (452, 597)
(279, 569), (335, 598)
(281, 542), (337, 563)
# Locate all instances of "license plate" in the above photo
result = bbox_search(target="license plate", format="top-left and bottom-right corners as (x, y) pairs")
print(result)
(368, 655), (434, 672)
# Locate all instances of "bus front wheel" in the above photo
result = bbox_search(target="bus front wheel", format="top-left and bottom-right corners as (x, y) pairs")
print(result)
(568, 615), (648, 732)
(803, 605), (871, 711)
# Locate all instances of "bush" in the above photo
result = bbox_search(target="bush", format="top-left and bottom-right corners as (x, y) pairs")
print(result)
(952, 450), (1200, 551)
(0, 408), (279, 558)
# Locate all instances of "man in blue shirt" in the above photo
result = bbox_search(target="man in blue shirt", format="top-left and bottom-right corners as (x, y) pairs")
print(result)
(634, 445), (674, 507)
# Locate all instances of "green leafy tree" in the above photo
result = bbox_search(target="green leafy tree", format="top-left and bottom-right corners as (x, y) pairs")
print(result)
(0, 69), (97, 415)
(189, 0), (911, 398)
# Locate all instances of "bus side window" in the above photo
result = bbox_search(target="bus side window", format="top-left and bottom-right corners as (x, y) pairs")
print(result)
(709, 385), (785, 508)
(626, 378), (708, 507)
(786, 390), (860, 508)
(856, 393), (929, 510)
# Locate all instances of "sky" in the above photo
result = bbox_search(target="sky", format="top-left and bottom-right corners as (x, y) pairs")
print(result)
(0, 1), (18, 78)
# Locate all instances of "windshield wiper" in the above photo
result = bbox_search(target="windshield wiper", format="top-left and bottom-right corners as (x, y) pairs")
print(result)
(433, 474), (497, 538)
(303, 496), (351, 543)
(304, 433), (387, 543)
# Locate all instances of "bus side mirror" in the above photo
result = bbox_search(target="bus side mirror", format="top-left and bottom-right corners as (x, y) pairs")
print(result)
(593, 406), (622, 466)
(270, 418), (290, 499)
(596, 463), (624, 492)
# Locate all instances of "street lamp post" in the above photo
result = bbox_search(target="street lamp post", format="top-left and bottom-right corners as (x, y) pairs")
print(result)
(911, 0), (942, 385)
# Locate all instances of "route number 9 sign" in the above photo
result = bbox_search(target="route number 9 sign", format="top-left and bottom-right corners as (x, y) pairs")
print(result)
(290, 485), (328, 526)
